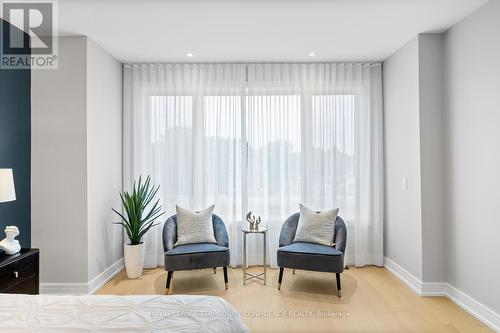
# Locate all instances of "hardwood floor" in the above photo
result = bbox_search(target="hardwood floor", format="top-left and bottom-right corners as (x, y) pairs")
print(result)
(97, 266), (491, 332)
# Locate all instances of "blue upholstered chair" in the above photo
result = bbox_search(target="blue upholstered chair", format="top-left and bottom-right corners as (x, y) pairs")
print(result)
(162, 213), (230, 294)
(277, 213), (347, 297)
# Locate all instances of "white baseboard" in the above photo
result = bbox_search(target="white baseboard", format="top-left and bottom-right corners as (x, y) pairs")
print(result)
(40, 282), (89, 295)
(446, 283), (500, 332)
(88, 258), (124, 294)
(384, 257), (424, 295)
(420, 281), (448, 296)
(40, 258), (124, 295)
(384, 257), (500, 332)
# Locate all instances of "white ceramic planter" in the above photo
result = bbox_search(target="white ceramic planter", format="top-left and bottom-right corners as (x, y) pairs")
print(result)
(124, 242), (145, 279)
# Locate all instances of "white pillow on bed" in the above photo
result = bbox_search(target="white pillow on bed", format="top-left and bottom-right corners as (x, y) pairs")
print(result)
(293, 204), (339, 246)
(175, 205), (217, 246)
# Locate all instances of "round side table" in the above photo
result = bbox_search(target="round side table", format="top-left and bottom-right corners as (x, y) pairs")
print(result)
(241, 227), (268, 285)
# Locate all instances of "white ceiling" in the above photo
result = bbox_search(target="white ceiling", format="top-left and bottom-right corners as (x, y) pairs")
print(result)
(57, 0), (488, 63)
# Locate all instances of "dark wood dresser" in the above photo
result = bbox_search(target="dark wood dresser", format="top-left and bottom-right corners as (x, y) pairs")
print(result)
(0, 248), (39, 294)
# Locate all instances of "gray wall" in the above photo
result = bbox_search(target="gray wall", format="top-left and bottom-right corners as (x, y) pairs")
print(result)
(418, 34), (445, 283)
(86, 39), (123, 282)
(32, 36), (123, 287)
(384, 0), (500, 317)
(383, 36), (423, 280)
(383, 34), (446, 283)
(443, 0), (500, 314)
(31, 36), (88, 283)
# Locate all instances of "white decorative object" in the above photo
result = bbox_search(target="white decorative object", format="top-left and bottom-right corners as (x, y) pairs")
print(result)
(124, 242), (145, 279)
(0, 226), (21, 255)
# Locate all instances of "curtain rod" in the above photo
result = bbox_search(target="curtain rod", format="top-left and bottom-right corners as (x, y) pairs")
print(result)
(124, 62), (381, 68)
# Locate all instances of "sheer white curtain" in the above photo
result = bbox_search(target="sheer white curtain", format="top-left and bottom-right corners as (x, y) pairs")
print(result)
(124, 64), (245, 267)
(246, 64), (383, 267)
(124, 63), (383, 268)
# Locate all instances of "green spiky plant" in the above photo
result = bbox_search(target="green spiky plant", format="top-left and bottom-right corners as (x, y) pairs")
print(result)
(112, 175), (165, 245)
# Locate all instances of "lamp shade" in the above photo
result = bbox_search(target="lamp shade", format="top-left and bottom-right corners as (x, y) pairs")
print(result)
(0, 169), (16, 203)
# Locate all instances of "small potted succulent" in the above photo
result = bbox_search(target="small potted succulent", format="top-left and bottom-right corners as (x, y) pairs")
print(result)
(113, 175), (164, 278)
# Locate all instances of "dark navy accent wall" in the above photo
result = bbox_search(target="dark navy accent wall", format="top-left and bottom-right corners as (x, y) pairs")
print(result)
(0, 19), (31, 247)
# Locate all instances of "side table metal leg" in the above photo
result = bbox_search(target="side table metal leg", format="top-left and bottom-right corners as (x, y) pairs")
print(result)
(243, 232), (247, 285)
(263, 232), (267, 285)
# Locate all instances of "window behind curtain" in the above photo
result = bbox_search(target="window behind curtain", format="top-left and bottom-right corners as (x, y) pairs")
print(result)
(150, 94), (243, 213)
(149, 93), (356, 219)
(150, 96), (193, 206)
(203, 95), (242, 218)
(246, 94), (301, 221)
(307, 94), (356, 215)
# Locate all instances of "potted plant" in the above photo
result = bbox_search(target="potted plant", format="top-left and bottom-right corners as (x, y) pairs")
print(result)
(113, 175), (164, 279)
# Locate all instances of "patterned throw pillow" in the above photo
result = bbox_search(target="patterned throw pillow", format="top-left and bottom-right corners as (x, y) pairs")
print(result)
(293, 204), (339, 246)
(175, 205), (217, 246)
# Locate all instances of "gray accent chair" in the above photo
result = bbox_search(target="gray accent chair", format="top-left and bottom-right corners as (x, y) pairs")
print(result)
(162, 213), (230, 294)
(277, 213), (347, 297)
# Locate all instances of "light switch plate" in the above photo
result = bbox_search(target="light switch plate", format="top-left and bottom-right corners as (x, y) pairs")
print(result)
(402, 177), (408, 191)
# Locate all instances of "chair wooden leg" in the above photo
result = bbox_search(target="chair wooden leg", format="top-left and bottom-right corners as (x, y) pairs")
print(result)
(336, 273), (341, 297)
(293, 269), (295, 275)
(166, 271), (173, 295)
(278, 267), (284, 290)
(223, 267), (228, 289)
(213, 268), (217, 274)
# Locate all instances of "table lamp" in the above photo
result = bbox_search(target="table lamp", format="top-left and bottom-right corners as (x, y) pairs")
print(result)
(0, 169), (16, 203)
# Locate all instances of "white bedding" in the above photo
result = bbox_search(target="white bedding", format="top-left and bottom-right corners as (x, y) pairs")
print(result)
(0, 294), (249, 333)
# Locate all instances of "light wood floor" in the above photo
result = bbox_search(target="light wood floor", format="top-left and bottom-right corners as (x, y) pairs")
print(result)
(97, 266), (490, 333)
